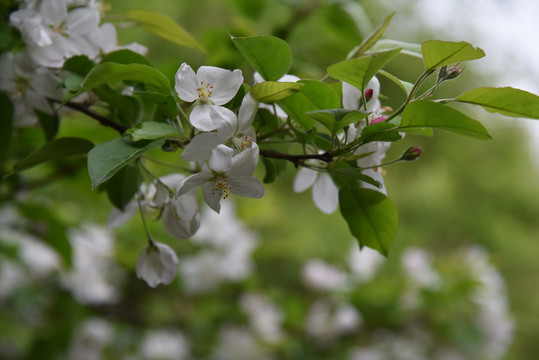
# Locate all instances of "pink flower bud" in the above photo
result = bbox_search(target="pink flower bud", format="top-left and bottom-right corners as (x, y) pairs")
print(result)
(370, 116), (387, 125)
(401, 146), (422, 161)
(364, 88), (374, 101)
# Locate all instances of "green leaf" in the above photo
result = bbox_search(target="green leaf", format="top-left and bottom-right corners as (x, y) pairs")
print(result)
(400, 100), (491, 140)
(100, 49), (154, 67)
(251, 81), (303, 103)
(65, 62), (170, 102)
(328, 48), (401, 92)
(368, 39), (422, 58)
(278, 80), (341, 130)
(133, 86), (178, 119)
(455, 87), (539, 119)
(307, 109), (369, 133)
(129, 121), (185, 142)
(421, 40), (485, 71)
(262, 157), (276, 184)
(106, 165), (140, 211)
(13, 137), (94, 173)
(378, 70), (414, 95)
(126, 9), (205, 52)
(339, 187), (398, 256)
(35, 109), (59, 141)
(88, 137), (164, 189)
(232, 35), (292, 81)
(0, 94), (13, 164)
(347, 12), (395, 59)
(360, 122), (401, 143)
(62, 55), (95, 76)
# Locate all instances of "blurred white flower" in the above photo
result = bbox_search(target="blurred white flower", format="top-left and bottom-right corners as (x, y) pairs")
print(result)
(348, 242), (386, 283)
(140, 329), (190, 360)
(293, 167), (339, 214)
(302, 258), (349, 292)
(136, 241), (179, 288)
(66, 318), (114, 360)
(61, 225), (123, 304)
(401, 247), (442, 289)
(240, 293), (284, 344)
(213, 326), (271, 360)
(305, 300), (362, 342)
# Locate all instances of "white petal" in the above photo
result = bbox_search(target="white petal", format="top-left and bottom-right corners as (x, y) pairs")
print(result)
(197, 66), (243, 105)
(177, 171), (213, 196)
(136, 242), (178, 287)
(209, 145), (234, 173)
(360, 169), (387, 195)
(174, 63), (199, 102)
(107, 201), (138, 229)
(189, 104), (217, 131)
(66, 8), (100, 35)
(162, 203), (200, 239)
(312, 173), (339, 214)
(229, 176), (265, 199)
(342, 82), (362, 110)
(202, 181), (222, 213)
(92, 23), (118, 53)
(213, 106), (237, 140)
(237, 91), (258, 134)
(173, 191), (199, 220)
(40, 0), (67, 26)
(228, 143), (259, 177)
(181, 132), (222, 162)
(293, 167), (318, 193)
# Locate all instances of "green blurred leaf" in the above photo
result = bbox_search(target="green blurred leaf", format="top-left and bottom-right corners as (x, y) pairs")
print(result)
(369, 39), (423, 58)
(0, 93), (13, 164)
(62, 55), (95, 76)
(64, 62), (170, 102)
(99, 49), (154, 67)
(133, 86), (179, 119)
(106, 165), (140, 211)
(347, 12), (395, 59)
(455, 87), (539, 119)
(232, 35), (292, 81)
(35, 109), (59, 141)
(126, 9), (205, 52)
(278, 80), (341, 130)
(378, 70), (414, 95)
(262, 157), (276, 184)
(339, 187), (398, 256)
(13, 137), (94, 172)
(400, 100), (491, 140)
(421, 40), (485, 71)
(129, 121), (185, 142)
(328, 48), (401, 92)
(88, 137), (164, 189)
(251, 81), (303, 103)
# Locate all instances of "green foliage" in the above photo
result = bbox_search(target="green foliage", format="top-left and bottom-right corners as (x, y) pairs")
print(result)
(328, 48), (401, 92)
(232, 35), (293, 81)
(129, 121), (185, 142)
(339, 188), (398, 256)
(87, 137), (164, 189)
(0, 93), (13, 165)
(125, 9), (205, 52)
(106, 164), (140, 210)
(421, 40), (485, 71)
(400, 100), (492, 140)
(12, 137), (94, 173)
(455, 86), (539, 119)
(251, 81), (303, 102)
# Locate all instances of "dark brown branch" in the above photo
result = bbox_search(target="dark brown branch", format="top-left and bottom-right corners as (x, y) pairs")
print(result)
(63, 101), (129, 133)
(259, 149), (332, 167)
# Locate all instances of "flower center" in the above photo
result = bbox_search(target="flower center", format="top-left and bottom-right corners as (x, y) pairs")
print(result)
(197, 80), (214, 104)
(232, 134), (254, 152)
(213, 176), (231, 199)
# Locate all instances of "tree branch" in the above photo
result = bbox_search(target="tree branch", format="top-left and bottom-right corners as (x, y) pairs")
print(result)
(259, 149), (332, 167)
(50, 98), (129, 134)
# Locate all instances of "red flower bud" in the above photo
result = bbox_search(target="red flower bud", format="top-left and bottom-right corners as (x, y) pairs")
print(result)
(401, 146), (422, 161)
(364, 88), (374, 101)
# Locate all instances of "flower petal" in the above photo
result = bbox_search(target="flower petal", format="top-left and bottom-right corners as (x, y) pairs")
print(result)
(174, 63), (199, 102)
(228, 143), (259, 177)
(229, 176), (265, 199)
(312, 173), (339, 214)
(189, 104), (221, 131)
(182, 132), (222, 162)
(293, 167), (318, 193)
(197, 66), (243, 105)
(177, 171), (213, 196)
(40, 0), (67, 26)
(209, 145), (234, 173)
(66, 8), (100, 36)
(202, 181), (222, 213)
(342, 82), (362, 110)
(213, 106), (237, 140)
(162, 203), (200, 239)
(237, 91), (258, 134)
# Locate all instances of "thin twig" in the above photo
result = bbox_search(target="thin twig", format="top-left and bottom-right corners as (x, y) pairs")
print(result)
(259, 149), (332, 167)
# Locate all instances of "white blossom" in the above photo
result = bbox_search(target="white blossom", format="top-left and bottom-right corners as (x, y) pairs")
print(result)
(175, 63), (243, 131)
(140, 329), (190, 360)
(136, 241), (179, 288)
(293, 166), (339, 214)
(302, 258), (349, 291)
(348, 242), (386, 283)
(240, 293), (284, 344)
(342, 76), (381, 112)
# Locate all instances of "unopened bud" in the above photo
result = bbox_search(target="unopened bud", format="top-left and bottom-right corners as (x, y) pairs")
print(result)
(401, 146), (422, 161)
(438, 64), (463, 82)
(364, 88), (374, 101)
(370, 116), (387, 125)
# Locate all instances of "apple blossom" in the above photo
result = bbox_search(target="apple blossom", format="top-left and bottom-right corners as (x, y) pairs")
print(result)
(293, 166), (339, 214)
(174, 63), (243, 131)
(136, 241), (179, 288)
(342, 76), (381, 112)
(181, 92), (258, 162)
(177, 144), (264, 213)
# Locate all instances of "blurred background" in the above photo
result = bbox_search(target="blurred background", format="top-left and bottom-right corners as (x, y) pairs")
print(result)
(1, 0), (538, 359)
